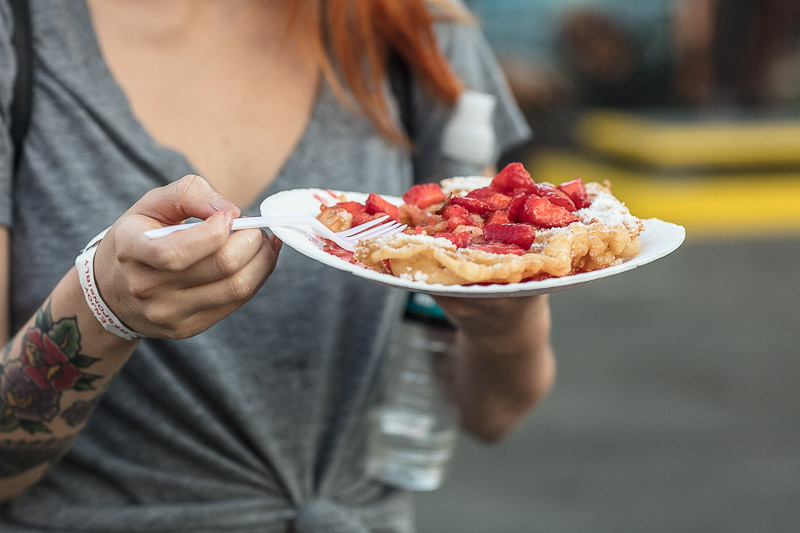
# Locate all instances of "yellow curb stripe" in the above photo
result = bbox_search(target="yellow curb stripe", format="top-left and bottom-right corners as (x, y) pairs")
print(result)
(528, 150), (800, 240)
(576, 110), (800, 168)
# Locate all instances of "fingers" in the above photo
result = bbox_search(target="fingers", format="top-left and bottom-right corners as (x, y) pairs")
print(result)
(133, 210), (238, 272)
(180, 230), (280, 313)
(134, 231), (281, 337)
(101, 229), (281, 339)
(89, 175), (288, 339)
(156, 228), (271, 288)
(129, 174), (240, 225)
(73, 172), (285, 341)
(268, 234), (283, 255)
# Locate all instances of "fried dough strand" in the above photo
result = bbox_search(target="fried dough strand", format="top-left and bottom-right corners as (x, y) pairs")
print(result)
(355, 221), (641, 286)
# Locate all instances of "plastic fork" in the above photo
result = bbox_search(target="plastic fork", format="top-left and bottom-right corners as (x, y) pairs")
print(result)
(144, 214), (407, 251)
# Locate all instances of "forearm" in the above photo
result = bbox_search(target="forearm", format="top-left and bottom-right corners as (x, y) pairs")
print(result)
(0, 267), (137, 500)
(448, 295), (556, 442)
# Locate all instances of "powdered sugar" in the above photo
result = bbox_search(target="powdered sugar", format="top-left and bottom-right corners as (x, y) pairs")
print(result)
(577, 189), (640, 232)
(440, 176), (492, 195)
(398, 270), (430, 282)
(371, 233), (457, 251)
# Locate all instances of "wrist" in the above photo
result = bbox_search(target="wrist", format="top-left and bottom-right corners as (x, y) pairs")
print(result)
(453, 298), (552, 359)
(75, 228), (144, 342)
(446, 295), (549, 334)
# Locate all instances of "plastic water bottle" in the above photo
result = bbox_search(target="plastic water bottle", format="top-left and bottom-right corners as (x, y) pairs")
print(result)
(366, 91), (497, 491)
(366, 296), (458, 491)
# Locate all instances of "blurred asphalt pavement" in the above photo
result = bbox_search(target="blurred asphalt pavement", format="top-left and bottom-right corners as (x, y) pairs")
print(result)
(414, 235), (800, 532)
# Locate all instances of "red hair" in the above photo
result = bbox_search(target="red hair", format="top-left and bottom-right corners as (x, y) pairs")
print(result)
(292, 0), (470, 143)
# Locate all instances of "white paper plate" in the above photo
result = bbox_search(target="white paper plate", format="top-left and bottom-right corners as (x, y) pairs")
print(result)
(260, 188), (686, 298)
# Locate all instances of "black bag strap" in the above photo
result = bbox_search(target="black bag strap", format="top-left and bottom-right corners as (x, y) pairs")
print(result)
(9, 0), (33, 174)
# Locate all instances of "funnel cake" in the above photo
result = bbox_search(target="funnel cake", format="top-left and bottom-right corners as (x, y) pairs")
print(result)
(318, 163), (643, 286)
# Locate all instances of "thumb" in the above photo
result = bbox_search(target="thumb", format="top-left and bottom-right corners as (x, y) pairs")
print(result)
(130, 174), (240, 224)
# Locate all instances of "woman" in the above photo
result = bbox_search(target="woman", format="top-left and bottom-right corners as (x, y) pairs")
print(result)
(0, 1), (554, 531)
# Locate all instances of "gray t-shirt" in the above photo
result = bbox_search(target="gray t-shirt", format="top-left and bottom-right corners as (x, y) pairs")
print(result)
(0, 1), (530, 531)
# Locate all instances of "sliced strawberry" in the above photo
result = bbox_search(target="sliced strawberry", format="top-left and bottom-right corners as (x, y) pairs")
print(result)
(451, 196), (492, 215)
(365, 193), (400, 221)
(485, 210), (511, 225)
(483, 223), (536, 250)
(447, 214), (474, 231)
(469, 242), (526, 255)
(506, 193), (529, 222)
(483, 193), (512, 211)
(441, 203), (469, 220)
(335, 201), (366, 217)
(557, 178), (592, 209)
(351, 211), (385, 227)
(402, 183), (446, 209)
(467, 188), (512, 210)
(466, 186), (501, 199)
(434, 232), (472, 248)
(490, 162), (535, 193)
(519, 196), (580, 228)
(531, 183), (577, 212)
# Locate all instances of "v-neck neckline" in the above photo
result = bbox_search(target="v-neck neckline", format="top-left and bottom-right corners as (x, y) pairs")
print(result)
(76, 0), (325, 213)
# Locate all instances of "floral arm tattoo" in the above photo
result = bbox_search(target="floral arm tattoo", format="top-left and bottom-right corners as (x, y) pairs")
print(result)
(0, 302), (102, 478)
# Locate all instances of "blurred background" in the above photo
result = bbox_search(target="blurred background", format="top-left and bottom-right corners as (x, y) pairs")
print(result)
(415, 0), (800, 531)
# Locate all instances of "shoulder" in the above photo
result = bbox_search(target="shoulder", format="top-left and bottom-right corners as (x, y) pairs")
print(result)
(429, 4), (506, 89)
(406, 3), (531, 180)
(430, 0), (480, 51)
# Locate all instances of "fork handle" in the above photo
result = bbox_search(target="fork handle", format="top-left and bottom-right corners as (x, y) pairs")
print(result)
(145, 215), (313, 239)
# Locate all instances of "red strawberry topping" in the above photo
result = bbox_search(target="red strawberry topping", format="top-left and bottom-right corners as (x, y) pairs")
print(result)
(434, 232), (472, 248)
(402, 183), (446, 209)
(447, 215), (474, 231)
(484, 223), (536, 250)
(483, 193), (512, 211)
(485, 210), (511, 225)
(451, 196), (492, 215)
(441, 203), (469, 220)
(440, 203), (473, 231)
(469, 242), (526, 255)
(490, 162), (535, 193)
(531, 183), (577, 212)
(318, 163), (603, 272)
(518, 196), (580, 228)
(506, 193), (528, 222)
(557, 178), (592, 209)
(365, 193), (400, 221)
(352, 211), (386, 227)
(335, 201), (366, 217)
(466, 186), (500, 199)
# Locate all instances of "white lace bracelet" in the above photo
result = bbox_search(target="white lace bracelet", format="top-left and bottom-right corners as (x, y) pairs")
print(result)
(75, 228), (144, 341)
